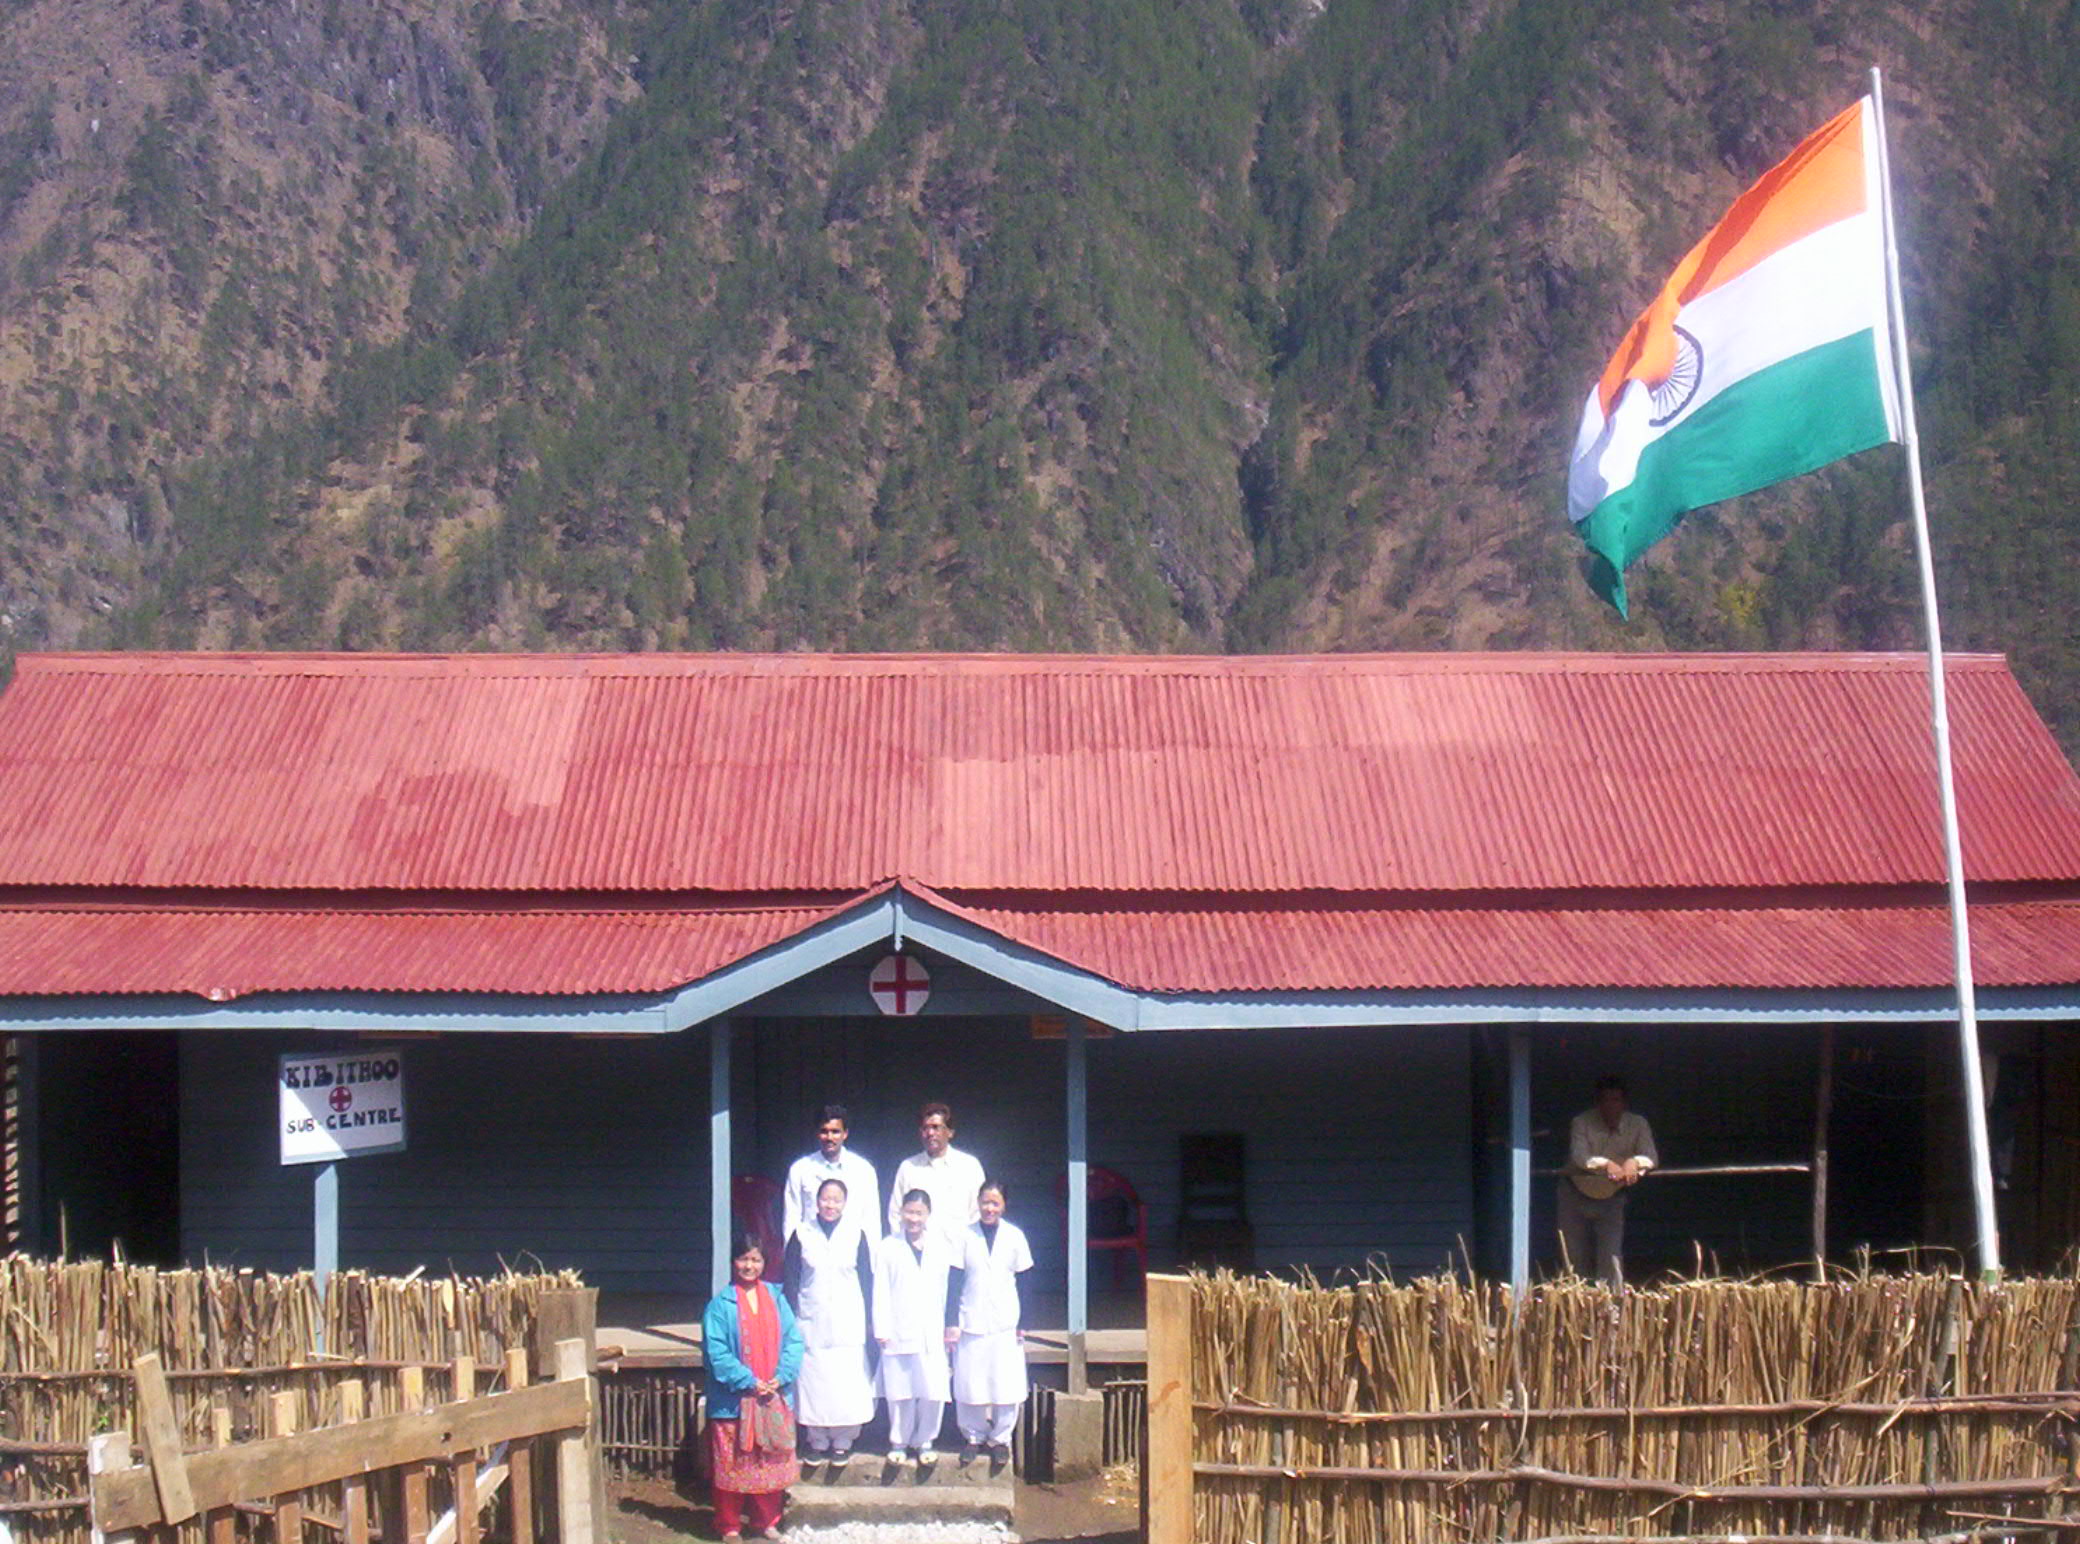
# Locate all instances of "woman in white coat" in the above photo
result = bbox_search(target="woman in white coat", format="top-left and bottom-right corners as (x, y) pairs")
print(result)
(781, 1177), (876, 1469)
(873, 1187), (957, 1466)
(952, 1179), (1033, 1463)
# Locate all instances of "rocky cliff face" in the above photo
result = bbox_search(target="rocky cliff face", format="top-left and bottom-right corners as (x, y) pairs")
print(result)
(1, 0), (2076, 746)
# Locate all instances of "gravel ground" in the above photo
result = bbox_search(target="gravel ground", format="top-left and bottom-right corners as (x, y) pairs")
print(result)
(779, 1523), (1018, 1544)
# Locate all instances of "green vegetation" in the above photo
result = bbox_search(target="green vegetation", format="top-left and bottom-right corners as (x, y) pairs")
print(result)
(3, 0), (2073, 750)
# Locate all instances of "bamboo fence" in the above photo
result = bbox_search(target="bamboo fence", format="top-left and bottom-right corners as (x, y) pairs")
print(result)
(1177, 1270), (2080, 1544)
(0, 1257), (585, 1541)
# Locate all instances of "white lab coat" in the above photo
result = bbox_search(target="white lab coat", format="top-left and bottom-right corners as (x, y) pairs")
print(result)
(872, 1231), (952, 1402)
(953, 1220), (1032, 1407)
(887, 1146), (987, 1252)
(783, 1148), (882, 1240)
(791, 1216), (875, 1428)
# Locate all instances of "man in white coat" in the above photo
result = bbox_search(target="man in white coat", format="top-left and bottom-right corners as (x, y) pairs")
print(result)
(873, 1188), (958, 1466)
(783, 1105), (881, 1241)
(953, 1179), (1033, 1465)
(886, 1102), (986, 1253)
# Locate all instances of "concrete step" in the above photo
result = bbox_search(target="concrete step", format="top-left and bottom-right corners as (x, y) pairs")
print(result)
(797, 1450), (1014, 1488)
(784, 1474), (1015, 1529)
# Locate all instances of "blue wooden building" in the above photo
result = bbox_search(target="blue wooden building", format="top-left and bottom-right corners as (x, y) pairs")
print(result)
(5, 651), (2080, 1373)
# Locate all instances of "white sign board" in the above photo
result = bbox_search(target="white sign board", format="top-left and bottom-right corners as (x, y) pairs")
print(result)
(279, 1050), (408, 1166)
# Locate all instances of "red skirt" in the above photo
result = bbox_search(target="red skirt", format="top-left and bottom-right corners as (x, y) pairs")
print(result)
(708, 1415), (800, 1496)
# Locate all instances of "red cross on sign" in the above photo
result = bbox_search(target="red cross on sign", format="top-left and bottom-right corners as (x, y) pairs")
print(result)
(329, 1085), (354, 1112)
(869, 953), (931, 1016)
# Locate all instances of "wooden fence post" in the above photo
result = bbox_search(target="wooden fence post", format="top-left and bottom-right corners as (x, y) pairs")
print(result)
(208, 1402), (236, 1544)
(1145, 1274), (1194, 1544)
(505, 1348), (536, 1544)
(270, 1390), (302, 1544)
(87, 1430), (139, 1544)
(553, 1338), (599, 1544)
(341, 1378), (371, 1544)
(451, 1355), (478, 1544)
(133, 1353), (197, 1526)
(398, 1364), (430, 1544)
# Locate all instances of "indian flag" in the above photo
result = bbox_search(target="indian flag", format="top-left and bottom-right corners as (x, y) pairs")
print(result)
(1567, 97), (1904, 614)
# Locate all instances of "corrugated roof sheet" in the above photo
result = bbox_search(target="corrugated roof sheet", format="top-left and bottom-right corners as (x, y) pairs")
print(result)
(7, 892), (2080, 997)
(0, 903), (840, 998)
(939, 894), (2080, 993)
(2, 651), (2077, 895)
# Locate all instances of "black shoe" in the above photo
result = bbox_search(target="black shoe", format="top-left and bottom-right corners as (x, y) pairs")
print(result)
(988, 1442), (1012, 1467)
(960, 1441), (981, 1464)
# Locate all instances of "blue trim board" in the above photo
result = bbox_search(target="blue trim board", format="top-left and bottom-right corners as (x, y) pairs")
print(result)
(3, 885), (2078, 1032)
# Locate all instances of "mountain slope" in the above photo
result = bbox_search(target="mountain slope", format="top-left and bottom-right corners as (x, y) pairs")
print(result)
(2, 0), (2077, 748)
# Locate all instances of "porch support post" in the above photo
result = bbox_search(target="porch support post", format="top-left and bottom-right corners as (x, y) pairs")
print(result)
(710, 1016), (732, 1294)
(1812, 1022), (1835, 1281)
(1067, 1016), (1089, 1395)
(1509, 1026), (1531, 1296)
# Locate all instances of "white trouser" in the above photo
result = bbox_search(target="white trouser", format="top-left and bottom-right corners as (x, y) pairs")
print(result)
(956, 1401), (1019, 1445)
(803, 1423), (861, 1453)
(886, 1397), (946, 1451)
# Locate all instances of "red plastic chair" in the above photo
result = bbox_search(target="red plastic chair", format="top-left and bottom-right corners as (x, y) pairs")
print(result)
(1056, 1166), (1149, 1289)
(731, 1174), (786, 1282)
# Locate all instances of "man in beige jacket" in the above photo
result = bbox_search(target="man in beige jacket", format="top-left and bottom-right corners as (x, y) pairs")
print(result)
(1558, 1075), (1658, 1285)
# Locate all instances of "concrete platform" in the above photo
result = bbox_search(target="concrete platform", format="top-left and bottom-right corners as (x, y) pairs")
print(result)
(785, 1456), (1016, 1529)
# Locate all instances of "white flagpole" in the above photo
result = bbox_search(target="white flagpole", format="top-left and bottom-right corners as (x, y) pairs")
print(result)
(1868, 65), (2001, 1279)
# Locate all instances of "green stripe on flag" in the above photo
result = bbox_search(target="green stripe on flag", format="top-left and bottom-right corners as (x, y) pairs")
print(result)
(1580, 328), (1893, 615)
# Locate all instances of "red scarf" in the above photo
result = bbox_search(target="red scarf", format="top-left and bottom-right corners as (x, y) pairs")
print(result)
(734, 1281), (780, 1381)
(732, 1282), (793, 1456)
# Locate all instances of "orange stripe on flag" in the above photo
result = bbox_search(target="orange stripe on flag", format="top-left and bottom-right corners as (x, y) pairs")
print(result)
(1596, 99), (1869, 416)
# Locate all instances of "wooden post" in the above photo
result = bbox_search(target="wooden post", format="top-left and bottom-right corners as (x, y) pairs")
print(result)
(270, 1390), (303, 1544)
(711, 1016), (733, 1295)
(553, 1338), (600, 1544)
(398, 1364), (430, 1544)
(530, 1290), (598, 1381)
(504, 1348), (536, 1544)
(450, 1356), (478, 1544)
(1144, 1274), (1194, 1544)
(340, 1379), (371, 1544)
(1066, 1016), (1090, 1395)
(1509, 1026), (1532, 1295)
(87, 1430), (140, 1544)
(208, 1402), (236, 1544)
(1812, 1023), (1835, 1282)
(133, 1353), (198, 1526)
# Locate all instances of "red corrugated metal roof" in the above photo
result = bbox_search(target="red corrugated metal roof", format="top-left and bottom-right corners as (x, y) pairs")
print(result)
(0, 902), (840, 998)
(2, 651), (2076, 895)
(5, 891), (2079, 997)
(934, 893), (2080, 993)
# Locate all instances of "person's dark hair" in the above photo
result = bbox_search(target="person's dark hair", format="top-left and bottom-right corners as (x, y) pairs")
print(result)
(901, 1188), (933, 1210)
(817, 1177), (849, 1199)
(978, 1179), (1007, 1204)
(1595, 1075), (1628, 1098)
(730, 1228), (765, 1261)
(819, 1104), (849, 1126)
(920, 1101), (953, 1127)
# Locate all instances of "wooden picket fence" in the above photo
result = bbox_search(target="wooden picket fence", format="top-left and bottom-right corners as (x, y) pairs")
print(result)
(1146, 1270), (2080, 1544)
(0, 1260), (595, 1541)
(86, 1338), (599, 1544)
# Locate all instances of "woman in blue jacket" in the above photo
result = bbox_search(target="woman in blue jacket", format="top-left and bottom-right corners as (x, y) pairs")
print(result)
(703, 1230), (806, 1540)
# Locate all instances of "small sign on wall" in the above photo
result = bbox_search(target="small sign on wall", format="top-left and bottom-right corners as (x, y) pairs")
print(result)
(279, 1050), (409, 1166)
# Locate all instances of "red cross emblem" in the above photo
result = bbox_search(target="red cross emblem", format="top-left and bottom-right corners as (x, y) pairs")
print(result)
(329, 1085), (353, 1112)
(869, 954), (931, 1016)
